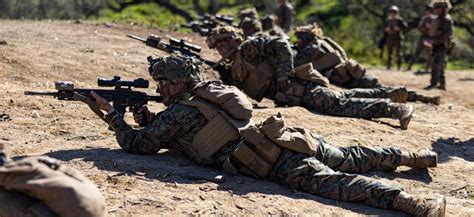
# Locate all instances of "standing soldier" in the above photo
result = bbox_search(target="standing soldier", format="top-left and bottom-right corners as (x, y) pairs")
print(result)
(384, 5), (408, 71)
(275, 0), (293, 33)
(424, 0), (453, 90)
(90, 53), (446, 216)
(206, 26), (418, 130)
(407, 4), (435, 72)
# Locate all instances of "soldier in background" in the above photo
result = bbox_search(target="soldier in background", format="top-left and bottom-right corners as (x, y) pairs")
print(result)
(407, 4), (435, 72)
(91, 53), (446, 216)
(238, 7), (259, 27)
(240, 16), (289, 40)
(293, 24), (440, 105)
(206, 26), (419, 130)
(274, 0), (293, 33)
(383, 5), (408, 71)
(0, 143), (105, 217)
(424, 0), (454, 90)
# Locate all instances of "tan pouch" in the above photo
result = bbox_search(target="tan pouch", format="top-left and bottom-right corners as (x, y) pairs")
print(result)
(331, 63), (351, 85)
(260, 113), (318, 156)
(294, 62), (329, 87)
(241, 126), (281, 164)
(193, 81), (253, 120)
(232, 143), (273, 178)
(346, 59), (366, 79)
(311, 52), (342, 71)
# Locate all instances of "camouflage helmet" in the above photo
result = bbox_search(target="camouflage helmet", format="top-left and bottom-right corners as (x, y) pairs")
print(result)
(206, 26), (244, 49)
(295, 23), (324, 42)
(238, 8), (259, 21)
(388, 5), (399, 13)
(149, 53), (204, 85)
(432, 0), (452, 9)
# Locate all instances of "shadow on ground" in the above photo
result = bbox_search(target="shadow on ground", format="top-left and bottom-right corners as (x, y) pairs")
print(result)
(431, 137), (474, 163)
(16, 147), (407, 216)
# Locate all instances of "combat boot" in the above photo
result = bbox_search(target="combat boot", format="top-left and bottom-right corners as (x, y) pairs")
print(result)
(424, 84), (437, 90)
(389, 103), (414, 130)
(400, 148), (438, 168)
(438, 83), (446, 90)
(389, 87), (409, 103)
(416, 94), (441, 105)
(392, 191), (446, 217)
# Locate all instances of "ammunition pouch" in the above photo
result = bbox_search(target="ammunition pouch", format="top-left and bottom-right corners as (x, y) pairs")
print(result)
(294, 62), (329, 87)
(330, 59), (366, 85)
(222, 113), (318, 178)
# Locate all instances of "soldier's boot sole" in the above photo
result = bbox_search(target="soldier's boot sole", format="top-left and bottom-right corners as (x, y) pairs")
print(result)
(416, 148), (438, 168)
(389, 87), (408, 103)
(399, 104), (414, 130)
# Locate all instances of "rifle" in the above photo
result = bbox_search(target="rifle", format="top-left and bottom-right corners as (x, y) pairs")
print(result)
(127, 34), (233, 84)
(24, 76), (163, 126)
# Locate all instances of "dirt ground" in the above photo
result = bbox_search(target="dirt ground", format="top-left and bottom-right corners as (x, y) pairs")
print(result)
(0, 20), (473, 216)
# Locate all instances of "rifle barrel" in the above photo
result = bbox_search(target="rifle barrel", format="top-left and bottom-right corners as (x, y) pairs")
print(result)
(126, 34), (146, 43)
(24, 91), (57, 96)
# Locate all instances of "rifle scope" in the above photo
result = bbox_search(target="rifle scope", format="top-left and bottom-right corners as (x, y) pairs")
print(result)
(169, 38), (202, 53)
(98, 76), (149, 88)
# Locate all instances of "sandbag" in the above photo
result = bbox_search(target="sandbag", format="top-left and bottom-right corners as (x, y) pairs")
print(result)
(0, 156), (105, 217)
(193, 80), (253, 120)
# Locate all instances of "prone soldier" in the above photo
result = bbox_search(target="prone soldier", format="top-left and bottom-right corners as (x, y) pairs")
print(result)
(383, 5), (408, 71)
(206, 26), (419, 130)
(407, 4), (435, 72)
(90, 53), (446, 216)
(424, 0), (454, 90)
(293, 23), (440, 105)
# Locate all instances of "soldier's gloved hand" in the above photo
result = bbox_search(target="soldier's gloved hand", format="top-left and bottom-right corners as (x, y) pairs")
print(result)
(91, 91), (114, 113)
(133, 106), (155, 126)
(277, 77), (291, 92)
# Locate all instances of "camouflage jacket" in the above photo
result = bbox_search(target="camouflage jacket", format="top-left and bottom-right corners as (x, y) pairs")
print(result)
(230, 35), (294, 101)
(109, 94), (209, 161)
(384, 17), (408, 39)
(418, 15), (434, 36)
(428, 14), (453, 48)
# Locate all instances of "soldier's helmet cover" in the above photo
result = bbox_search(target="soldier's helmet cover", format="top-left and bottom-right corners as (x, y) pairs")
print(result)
(149, 53), (204, 85)
(238, 8), (259, 21)
(388, 5), (400, 13)
(206, 26), (244, 49)
(432, 0), (452, 9)
(295, 23), (324, 42)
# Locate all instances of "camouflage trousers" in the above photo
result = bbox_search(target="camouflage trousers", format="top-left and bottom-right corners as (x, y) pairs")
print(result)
(301, 86), (392, 119)
(430, 46), (447, 86)
(408, 35), (432, 71)
(387, 37), (403, 70)
(269, 137), (403, 209)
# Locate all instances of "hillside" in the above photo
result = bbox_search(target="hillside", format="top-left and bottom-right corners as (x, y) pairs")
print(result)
(0, 20), (473, 216)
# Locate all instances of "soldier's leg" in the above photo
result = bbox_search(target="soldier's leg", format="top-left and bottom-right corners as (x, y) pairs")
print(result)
(396, 40), (403, 71)
(271, 151), (402, 210)
(302, 86), (392, 119)
(407, 38), (424, 70)
(427, 47), (446, 89)
(407, 90), (441, 105)
(312, 136), (402, 173)
(302, 87), (414, 129)
(387, 41), (394, 70)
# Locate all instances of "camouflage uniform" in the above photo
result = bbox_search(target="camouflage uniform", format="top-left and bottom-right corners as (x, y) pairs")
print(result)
(224, 34), (402, 119)
(108, 88), (404, 210)
(103, 54), (442, 215)
(275, 0), (293, 33)
(407, 12), (434, 71)
(384, 13), (408, 70)
(426, 5), (453, 89)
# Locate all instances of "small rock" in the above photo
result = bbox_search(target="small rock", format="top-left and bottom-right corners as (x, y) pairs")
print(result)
(0, 40), (7, 45)
(32, 111), (40, 118)
(448, 104), (453, 109)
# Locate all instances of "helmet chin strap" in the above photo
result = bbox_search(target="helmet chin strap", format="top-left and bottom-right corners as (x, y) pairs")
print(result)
(213, 46), (239, 68)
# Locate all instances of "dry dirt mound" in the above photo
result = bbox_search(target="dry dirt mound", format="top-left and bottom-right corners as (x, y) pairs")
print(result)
(0, 20), (473, 216)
